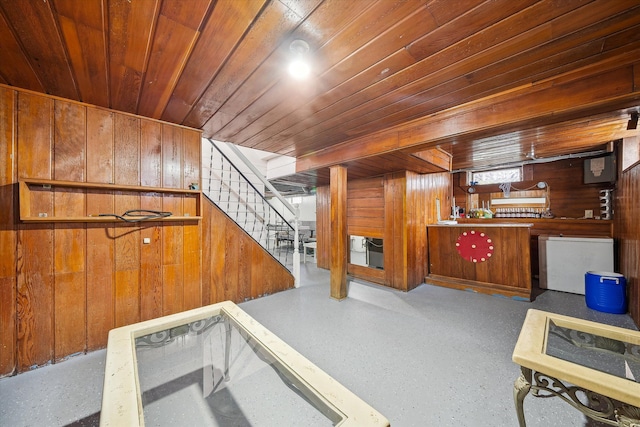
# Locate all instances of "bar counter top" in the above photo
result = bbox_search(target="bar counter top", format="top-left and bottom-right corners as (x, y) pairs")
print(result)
(429, 222), (533, 228)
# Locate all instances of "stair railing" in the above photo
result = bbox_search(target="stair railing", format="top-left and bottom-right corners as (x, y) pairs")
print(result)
(203, 138), (300, 287)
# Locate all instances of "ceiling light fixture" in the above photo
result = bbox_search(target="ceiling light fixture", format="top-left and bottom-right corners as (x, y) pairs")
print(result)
(288, 39), (310, 80)
(627, 112), (638, 130)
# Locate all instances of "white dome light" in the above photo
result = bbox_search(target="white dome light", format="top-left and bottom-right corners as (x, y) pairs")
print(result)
(288, 39), (310, 80)
(288, 59), (310, 79)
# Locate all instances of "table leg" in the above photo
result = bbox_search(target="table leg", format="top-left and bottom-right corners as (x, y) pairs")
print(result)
(616, 406), (640, 426)
(514, 367), (532, 427)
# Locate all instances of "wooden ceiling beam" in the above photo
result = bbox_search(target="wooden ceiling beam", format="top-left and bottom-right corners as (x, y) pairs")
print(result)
(296, 61), (640, 173)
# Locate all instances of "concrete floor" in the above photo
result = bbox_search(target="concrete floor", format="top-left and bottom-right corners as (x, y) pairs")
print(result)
(0, 261), (637, 426)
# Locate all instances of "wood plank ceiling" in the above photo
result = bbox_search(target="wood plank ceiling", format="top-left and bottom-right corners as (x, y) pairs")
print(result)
(1, 0), (639, 188)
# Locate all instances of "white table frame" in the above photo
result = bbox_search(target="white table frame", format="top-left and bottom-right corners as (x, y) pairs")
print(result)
(101, 301), (388, 427)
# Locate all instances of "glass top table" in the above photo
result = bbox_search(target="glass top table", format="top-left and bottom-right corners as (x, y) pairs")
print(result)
(512, 309), (640, 426)
(101, 301), (389, 426)
(546, 320), (640, 383)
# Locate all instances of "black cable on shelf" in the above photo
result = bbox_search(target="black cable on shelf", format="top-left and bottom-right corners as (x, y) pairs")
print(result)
(98, 209), (172, 223)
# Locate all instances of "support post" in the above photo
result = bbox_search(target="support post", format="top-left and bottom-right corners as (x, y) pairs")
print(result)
(330, 165), (347, 300)
(292, 205), (300, 287)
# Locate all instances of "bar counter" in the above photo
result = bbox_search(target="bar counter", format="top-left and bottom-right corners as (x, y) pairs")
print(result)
(426, 223), (533, 301)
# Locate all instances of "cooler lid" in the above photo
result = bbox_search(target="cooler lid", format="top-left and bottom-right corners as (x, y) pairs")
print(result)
(540, 235), (613, 243)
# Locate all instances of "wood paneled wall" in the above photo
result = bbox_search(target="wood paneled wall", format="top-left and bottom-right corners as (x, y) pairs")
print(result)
(316, 170), (451, 291)
(347, 177), (384, 238)
(405, 171), (451, 289)
(201, 200), (293, 305)
(454, 158), (614, 218)
(316, 186), (330, 270)
(615, 159), (640, 326)
(427, 225), (532, 300)
(0, 86), (293, 377)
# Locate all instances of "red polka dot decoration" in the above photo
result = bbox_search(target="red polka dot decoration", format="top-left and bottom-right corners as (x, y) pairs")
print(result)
(455, 230), (494, 263)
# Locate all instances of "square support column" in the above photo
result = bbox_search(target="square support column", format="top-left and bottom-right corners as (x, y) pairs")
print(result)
(330, 165), (347, 300)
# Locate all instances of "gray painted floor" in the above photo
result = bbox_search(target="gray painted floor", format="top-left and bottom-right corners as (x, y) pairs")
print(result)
(0, 262), (637, 426)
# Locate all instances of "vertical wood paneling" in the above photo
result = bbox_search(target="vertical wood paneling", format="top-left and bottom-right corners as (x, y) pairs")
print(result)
(224, 226), (239, 302)
(161, 186), (184, 314)
(114, 224), (140, 327)
(407, 171), (451, 288)
(54, 101), (86, 181)
(383, 174), (396, 288)
(183, 128), (200, 188)
(161, 263), (182, 315)
(405, 172), (420, 288)
(162, 123), (182, 189)
(201, 197), (293, 305)
(162, 221), (184, 315)
(140, 120), (162, 187)
(200, 201), (213, 305)
(0, 87), (16, 375)
(386, 172), (407, 290)
(0, 277), (16, 375)
(86, 224), (114, 350)
(319, 170), (452, 292)
(17, 225), (54, 370)
(54, 263), (86, 360)
(85, 108), (115, 350)
(53, 218), (86, 360)
(17, 92), (53, 180)
(347, 177), (384, 237)
(615, 159), (640, 324)
(86, 108), (114, 183)
(316, 186), (330, 269)
(183, 222), (201, 310)
(485, 228), (504, 285)
(53, 101), (87, 360)
(208, 204), (226, 304)
(237, 234), (251, 301)
(140, 223), (162, 320)
(114, 114), (140, 185)
(16, 91), (54, 370)
(113, 114), (141, 328)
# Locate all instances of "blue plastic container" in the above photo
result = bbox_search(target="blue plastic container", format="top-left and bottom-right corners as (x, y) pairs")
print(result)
(585, 271), (627, 314)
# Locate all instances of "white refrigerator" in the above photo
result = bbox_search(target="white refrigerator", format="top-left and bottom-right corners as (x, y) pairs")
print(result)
(538, 235), (614, 294)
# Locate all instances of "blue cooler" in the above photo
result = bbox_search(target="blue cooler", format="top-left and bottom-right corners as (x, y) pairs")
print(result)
(585, 271), (627, 314)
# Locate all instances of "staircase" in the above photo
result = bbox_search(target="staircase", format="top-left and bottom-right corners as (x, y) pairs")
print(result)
(202, 139), (300, 283)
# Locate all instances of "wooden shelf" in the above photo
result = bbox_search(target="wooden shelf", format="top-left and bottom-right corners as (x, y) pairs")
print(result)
(19, 179), (202, 223)
(19, 215), (201, 223)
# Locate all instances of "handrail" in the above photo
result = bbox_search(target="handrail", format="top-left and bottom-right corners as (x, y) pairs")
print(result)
(222, 141), (301, 287)
(203, 139), (300, 287)
(206, 139), (293, 229)
(224, 142), (297, 216)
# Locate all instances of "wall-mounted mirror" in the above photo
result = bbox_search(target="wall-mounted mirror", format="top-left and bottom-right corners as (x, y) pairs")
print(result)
(349, 236), (384, 270)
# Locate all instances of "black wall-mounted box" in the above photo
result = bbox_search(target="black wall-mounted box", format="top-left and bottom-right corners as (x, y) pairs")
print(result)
(584, 154), (616, 184)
